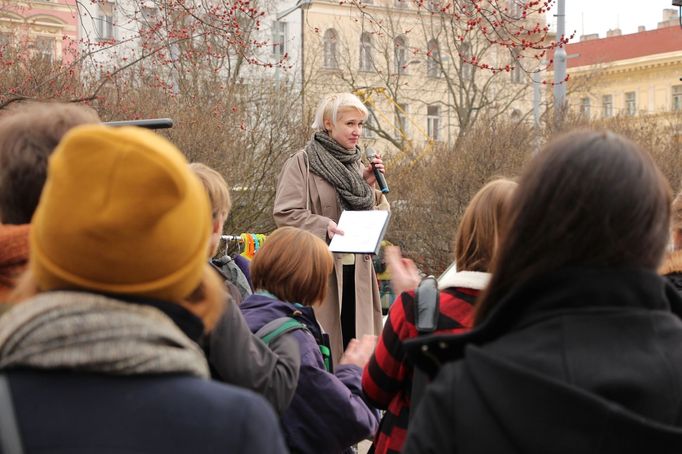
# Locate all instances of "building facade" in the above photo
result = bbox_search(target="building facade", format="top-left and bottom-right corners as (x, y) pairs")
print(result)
(284, 0), (546, 157)
(563, 9), (682, 119)
(0, 0), (79, 65)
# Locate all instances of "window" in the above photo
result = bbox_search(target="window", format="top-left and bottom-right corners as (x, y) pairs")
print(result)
(508, 0), (522, 17)
(0, 32), (12, 49)
(394, 35), (407, 74)
(427, 105), (440, 141)
(96, 2), (115, 40)
(426, 0), (442, 12)
(323, 29), (338, 69)
(141, 1), (158, 22)
(426, 39), (440, 78)
(602, 95), (613, 118)
(395, 103), (409, 137)
(579, 97), (591, 118)
(510, 50), (522, 84)
(363, 107), (376, 138)
(34, 36), (54, 62)
(461, 41), (473, 80)
(272, 21), (287, 59)
(625, 91), (636, 116)
(359, 32), (373, 72)
(673, 85), (682, 111)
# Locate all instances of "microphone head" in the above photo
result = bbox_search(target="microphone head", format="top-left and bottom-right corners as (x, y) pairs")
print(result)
(365, 147), (376, 160)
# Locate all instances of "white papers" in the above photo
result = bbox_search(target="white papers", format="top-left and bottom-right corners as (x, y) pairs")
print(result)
(328, 210), (390, 255)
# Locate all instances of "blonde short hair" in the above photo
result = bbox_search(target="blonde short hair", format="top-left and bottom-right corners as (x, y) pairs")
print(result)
(311, 93), (368, 131)
(189, 163), (231, 220)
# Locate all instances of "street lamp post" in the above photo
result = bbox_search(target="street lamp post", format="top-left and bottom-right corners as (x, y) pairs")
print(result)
(553, 0), (567, 125)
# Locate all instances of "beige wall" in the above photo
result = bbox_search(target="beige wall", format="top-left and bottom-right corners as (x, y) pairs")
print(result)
(567, 52), (682, 119)
(299, 0), (542, 155)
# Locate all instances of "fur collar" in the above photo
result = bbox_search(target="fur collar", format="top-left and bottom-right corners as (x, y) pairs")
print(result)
(660, 250), (682, 276)
(438, 270), (490, 290)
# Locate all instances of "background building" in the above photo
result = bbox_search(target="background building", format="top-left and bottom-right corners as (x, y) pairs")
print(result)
(0, 0), (79, 65)
(270, 0), (549, 157)
(562, 8), (682, 119)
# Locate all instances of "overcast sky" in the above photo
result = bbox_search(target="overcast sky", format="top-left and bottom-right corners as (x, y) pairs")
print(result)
(546, 0), (677, 41)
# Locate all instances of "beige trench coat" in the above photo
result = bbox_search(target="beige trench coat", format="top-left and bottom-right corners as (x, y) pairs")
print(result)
(273, 150), (388, 364)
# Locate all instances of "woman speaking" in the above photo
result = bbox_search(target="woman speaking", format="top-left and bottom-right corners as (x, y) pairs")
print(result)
(273, 92), (389, 364)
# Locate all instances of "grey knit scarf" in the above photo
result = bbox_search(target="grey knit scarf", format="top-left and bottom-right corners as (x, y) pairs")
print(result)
(305, 132), (375, 211)
(0, 291), (209, 378)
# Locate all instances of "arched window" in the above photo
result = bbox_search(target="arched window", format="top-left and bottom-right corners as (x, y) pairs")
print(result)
(323, 28), (338, 69)
(461, 41), (473, 80)
(426, 38), (440, 78)
(510, 49), (522, 84)
(394, 35), (407, 74)
(359, 32), (373, 71)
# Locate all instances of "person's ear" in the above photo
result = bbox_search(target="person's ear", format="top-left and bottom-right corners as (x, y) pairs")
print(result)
(323, 117), (333, 132)
(211, 217), (221, 235)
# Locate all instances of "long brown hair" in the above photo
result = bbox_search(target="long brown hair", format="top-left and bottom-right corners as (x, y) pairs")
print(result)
(475, 130), (672, 324)
(454, 178), (517, 272)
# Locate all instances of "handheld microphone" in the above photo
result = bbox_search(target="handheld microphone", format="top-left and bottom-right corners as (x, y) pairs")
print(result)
(366, 147), (389, 194)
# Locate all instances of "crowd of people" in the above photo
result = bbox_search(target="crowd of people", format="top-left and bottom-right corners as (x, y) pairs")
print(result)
(1, 94), (682, 453)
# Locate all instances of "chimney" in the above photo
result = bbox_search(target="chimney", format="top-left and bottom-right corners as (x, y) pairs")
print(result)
(659, 8), (679, 28)
(579, 33), (599, 41)
(606, 28), (622, 37)
(662, 8), (678, 22)
(638, 25), (646, 33)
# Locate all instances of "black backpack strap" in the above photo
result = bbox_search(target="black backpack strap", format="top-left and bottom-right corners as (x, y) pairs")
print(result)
(410, 276), (440, 419)
(0, 374), (24, 454)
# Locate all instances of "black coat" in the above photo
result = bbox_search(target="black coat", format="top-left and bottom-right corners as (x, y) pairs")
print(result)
(6, 370), (286, 454)
(0, 297), (287, 454)
(404, 268), (682, 454)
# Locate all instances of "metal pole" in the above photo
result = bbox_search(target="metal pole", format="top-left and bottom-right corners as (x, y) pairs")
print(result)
(532, 65), (542, 154)
(553, 0), (567, 125)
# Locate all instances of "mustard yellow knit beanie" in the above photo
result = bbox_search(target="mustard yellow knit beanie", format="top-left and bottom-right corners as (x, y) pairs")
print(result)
(30, 125), (211, 301)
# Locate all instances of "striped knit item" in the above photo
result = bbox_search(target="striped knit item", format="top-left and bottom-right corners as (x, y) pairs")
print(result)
(362, 286), (479, 454)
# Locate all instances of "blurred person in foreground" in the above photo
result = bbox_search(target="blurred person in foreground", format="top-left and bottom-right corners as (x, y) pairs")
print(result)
(0, 125), (286, 453)
(403, 130), (682, 453)
(190, 162), (299, 415)
(363, 178), (517, 454)
(239, 226), (379, 454)
(0, 102), (99, 305)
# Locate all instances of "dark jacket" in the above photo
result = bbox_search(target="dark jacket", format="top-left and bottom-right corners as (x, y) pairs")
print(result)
(207, 296), (300, 415)
(0, 293), (287, 454)
(5, 370), (285, 454)
(149, 293), (301, 417)
(404, 268), (682, 454)
(240, 293), (379, 454)
(660, 250), (682, 296)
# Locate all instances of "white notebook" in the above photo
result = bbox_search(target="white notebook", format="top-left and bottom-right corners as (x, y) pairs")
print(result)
(328, 210), (390, 255)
